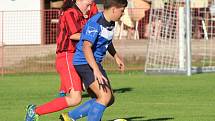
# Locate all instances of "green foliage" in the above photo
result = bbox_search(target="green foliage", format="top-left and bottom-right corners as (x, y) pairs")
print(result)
(0, 72), (215, 121)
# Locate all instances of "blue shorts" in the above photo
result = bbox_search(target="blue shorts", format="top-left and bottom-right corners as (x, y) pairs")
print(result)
(74, 63), (110, 89)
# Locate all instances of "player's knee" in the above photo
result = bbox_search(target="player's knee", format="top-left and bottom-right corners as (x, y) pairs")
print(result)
(99, 94), (113, 106)
(107, 95), (115, 107)
(73, 96), (82, 105)
(66, 94), (82, 106)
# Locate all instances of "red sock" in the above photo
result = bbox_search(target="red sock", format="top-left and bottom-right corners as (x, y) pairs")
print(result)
(35, 97), (68, 115)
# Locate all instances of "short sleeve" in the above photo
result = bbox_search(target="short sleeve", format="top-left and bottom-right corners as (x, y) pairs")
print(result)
(81, 22), (100, 44)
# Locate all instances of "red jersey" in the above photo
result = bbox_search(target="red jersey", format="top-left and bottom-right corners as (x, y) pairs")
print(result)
(56, 3), (98, 54)
(56, 5), (87, 53)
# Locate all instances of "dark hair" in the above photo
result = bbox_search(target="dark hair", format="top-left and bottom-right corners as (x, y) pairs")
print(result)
(61, 0), (76, 11)
(103, 0), (128, 9)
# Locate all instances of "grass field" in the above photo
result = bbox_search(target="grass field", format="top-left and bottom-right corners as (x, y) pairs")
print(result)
(0, 71), (215, 121)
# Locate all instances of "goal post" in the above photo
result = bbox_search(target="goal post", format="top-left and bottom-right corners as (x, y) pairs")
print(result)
(145, 0), (215, 75)
(185, 0), (192, 76)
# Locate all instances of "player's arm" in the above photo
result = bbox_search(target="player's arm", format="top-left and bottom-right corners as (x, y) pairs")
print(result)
(83, 41), (107, 84)
(108, 43), (125, 71)
(69, 33), (81, 41)
(65, 12), (81, 41)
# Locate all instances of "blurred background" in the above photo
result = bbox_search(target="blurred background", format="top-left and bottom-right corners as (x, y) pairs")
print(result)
(0, 0), (215, 75)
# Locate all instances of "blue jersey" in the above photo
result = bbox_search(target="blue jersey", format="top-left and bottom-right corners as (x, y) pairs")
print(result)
(73, 12), (115, 65)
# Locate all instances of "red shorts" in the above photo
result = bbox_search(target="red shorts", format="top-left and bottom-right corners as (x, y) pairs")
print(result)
(56, 52), (82, 93)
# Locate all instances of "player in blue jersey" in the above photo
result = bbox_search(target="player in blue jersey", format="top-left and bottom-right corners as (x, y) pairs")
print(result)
(59, 0), (127, 121)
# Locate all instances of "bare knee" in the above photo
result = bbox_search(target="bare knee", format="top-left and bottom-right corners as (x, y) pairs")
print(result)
(65, 91), (82, 106)
(107, 96), (115, 107)
(98, 94), (114, 106)
(89, 81), (114, 106)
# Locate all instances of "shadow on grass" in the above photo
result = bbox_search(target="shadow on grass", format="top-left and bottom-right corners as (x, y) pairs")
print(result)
(113, 87), (133, 93)
(82, 87), (133, 98)
(142, 117), (174, 121)
(108, 116), (174, 121)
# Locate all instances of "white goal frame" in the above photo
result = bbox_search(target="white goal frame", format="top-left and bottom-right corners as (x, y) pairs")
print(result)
(145, 0), (215, 76)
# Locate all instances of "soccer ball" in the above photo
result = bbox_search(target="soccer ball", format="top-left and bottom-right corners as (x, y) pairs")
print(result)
(113, 119), (127, 121)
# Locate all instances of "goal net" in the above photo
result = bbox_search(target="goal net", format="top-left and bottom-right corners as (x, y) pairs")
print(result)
(145, 0), (215, 75)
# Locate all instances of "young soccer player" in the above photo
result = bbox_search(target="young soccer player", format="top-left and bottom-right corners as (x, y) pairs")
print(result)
(60, 0), (127, 120)
(58, 0), (98, 97)
(25, 0), (96, 121)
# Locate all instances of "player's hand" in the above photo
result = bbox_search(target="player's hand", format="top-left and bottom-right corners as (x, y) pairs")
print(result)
(93, 69), (108, 91)
(115, 55), (125, 72)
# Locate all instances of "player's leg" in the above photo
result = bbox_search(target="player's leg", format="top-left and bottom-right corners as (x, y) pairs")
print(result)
(87, 85), (114, 107)
(25, 97), (69, 121)
(58, 80), (66, 97)
(86, 63), (115, 121)
(55, 52), (66, 97)
(25, 52), (82, 121)
(60, 98), (96, 121)
(97, 67), (115, 107)
(86, 79), (113, 121)
(60, 64), (97, 120)
(57, 53), (66, 97)
(60, 88), (111, 121)
(87, 64), (114, 121)
(63, 64), (114, 121)
(60, 52), (83, 106)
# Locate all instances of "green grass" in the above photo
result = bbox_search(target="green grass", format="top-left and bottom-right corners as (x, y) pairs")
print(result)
(1, 72), (215, 121)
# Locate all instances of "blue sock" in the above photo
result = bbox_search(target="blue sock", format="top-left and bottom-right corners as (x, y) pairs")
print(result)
(68, 98), (96, 120)
(87, 101), (106, 121)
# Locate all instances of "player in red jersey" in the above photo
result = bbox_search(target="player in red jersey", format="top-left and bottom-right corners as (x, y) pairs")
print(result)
(58, 0), (98, 96)
(25, 0), (97, 121)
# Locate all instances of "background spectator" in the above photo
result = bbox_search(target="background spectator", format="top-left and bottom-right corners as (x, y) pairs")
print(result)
(119, 0), (150, 39)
